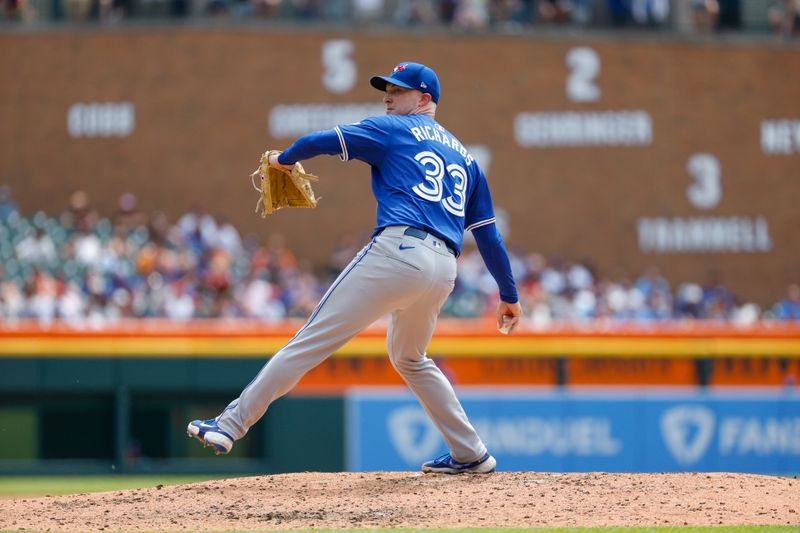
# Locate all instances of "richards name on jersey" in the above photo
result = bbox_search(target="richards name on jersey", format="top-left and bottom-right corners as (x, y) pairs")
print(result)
(408, 124), (475, 167)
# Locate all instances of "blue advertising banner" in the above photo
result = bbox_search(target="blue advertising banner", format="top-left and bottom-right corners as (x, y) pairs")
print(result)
(345, 388), (800, 473)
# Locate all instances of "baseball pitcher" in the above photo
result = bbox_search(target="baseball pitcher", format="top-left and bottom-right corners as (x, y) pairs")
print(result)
(189, 62), (522, 474)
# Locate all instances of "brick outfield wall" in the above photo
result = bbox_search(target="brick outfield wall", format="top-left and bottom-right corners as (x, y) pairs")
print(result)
(1, 30), (798, 305)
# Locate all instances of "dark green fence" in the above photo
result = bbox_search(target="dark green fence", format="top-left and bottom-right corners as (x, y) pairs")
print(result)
(0, 358), (345, 474)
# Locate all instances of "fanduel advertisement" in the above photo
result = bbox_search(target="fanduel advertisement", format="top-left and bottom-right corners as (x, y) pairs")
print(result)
(345, 389), (800, 473)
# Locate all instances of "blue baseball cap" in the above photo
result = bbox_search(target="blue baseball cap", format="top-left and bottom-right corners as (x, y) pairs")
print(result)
(370, 62), (441, 104)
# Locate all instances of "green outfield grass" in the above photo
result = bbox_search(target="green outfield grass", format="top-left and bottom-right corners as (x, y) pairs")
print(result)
(0, 525), (797, 532)
(138, 529), (800, 533)
(0, 474), (234, 496)
(320, 530), (798, 533)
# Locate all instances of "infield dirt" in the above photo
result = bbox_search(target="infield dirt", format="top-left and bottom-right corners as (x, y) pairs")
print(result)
(1, 472), (798, 531)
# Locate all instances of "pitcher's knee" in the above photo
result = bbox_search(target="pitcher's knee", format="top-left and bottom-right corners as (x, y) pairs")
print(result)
(389, 352), (429, 375)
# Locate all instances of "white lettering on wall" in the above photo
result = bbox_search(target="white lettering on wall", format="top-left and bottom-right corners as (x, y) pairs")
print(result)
(67, 102), (135, 138)
(473, 417), (623, 456)
(322, 39), (356, 94)
(719, 417), (800, 455)
(566, 47), (601, 103)
(686, 153), (722, 210)
(761, 119), (800, 154)
(514, 111), (652, 148)
(661, 405), (800, 466)
(269, 103), (385, 138)
(637, 216), (773, 253)
(465, 145), (491, 173)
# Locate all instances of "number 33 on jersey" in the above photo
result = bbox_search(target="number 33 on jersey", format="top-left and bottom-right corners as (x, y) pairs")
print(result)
(335, 114), (497, 254)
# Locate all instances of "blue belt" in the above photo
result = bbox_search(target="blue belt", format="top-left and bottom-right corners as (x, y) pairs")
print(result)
(402, 227), (457, 256)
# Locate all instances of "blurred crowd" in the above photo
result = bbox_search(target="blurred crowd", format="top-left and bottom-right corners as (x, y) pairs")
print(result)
(2, 0), (798, 38)
(1, 186), (798, 326)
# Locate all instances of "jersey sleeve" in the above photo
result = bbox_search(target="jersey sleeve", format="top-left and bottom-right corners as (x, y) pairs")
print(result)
(473, 223), (519, 304)
(334, 117), (390, 166)
(464, 167), (496, 232)
(278, 129), (343, 164)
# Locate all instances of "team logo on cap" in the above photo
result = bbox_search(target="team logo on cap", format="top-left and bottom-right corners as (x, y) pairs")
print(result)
(393, 64), (407, 73)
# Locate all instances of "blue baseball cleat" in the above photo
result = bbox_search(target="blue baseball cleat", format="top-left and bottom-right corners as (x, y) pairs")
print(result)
(421, 452), (496, 474)
(187, 418), (234, 455)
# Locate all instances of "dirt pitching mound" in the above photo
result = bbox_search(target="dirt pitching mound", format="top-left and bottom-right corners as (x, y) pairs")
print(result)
(2, 472), (798, 531)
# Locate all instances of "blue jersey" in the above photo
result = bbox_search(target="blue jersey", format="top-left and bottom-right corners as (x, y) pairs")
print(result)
(334, 114), (495, 255)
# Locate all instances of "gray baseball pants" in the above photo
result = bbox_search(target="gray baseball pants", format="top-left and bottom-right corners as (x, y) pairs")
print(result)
(216, 225), (488, 463)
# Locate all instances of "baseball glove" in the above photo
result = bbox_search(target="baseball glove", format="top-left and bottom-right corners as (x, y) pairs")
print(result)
(250, 150), (320, 217)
